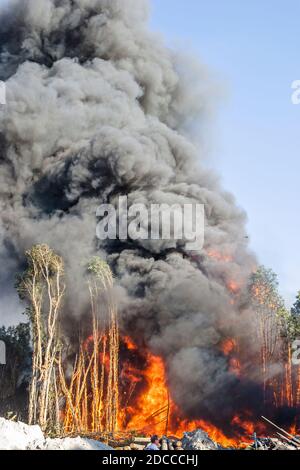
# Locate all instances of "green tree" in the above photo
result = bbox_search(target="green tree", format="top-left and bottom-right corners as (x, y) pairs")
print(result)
(291, 292), (300, 315)
(249, 266), (288, 404)
(289, 292), (300, 341)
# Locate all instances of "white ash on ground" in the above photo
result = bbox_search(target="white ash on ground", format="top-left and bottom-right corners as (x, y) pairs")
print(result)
(0, 418), (112, 450)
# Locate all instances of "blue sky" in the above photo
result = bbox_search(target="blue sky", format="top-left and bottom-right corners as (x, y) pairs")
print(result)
(150, 0), (300, 306)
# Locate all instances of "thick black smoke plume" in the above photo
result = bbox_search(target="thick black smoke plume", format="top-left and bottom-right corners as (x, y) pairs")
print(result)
(0, 0), (266, 427)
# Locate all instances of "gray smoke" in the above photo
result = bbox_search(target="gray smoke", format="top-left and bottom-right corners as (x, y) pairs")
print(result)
(0, 0), (262, 426)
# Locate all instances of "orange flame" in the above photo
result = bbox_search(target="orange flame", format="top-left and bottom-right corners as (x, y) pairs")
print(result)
(119, 338), (253, 447)
(221, 338), (241, 376)
(78, 334), (299, 447)
(227, 280), (240, 294)
(207, 250), (233, 263)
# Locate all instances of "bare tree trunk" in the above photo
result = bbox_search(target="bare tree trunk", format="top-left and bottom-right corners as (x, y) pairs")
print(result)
(61, 258), (119, 436)
(17, 245), (65, 433)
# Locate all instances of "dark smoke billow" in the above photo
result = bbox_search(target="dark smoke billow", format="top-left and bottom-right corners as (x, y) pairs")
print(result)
(0, 0), (263, 426)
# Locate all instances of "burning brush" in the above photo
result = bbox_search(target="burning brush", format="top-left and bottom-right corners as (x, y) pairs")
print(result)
(1, 0), (300, 448)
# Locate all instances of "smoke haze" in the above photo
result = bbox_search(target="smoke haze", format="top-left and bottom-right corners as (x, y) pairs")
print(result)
(0, 0), (263, 425)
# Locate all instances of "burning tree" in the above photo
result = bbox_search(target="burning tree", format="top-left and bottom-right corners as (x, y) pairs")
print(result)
(61, 257), (119, 436)
(17, 244), (65, 432)
(87, 257), (119, 434)
(287, 293), (300, 407)
(250, 266), (285, 404)
(17, 245), (120, 436)
(250, 266), (300, 409)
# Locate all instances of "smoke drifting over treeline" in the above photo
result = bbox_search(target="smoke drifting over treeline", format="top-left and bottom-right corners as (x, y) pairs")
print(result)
(0, 0), (263, 427)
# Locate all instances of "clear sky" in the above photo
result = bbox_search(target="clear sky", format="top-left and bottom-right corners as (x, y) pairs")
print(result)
(150, 0), (300, 307)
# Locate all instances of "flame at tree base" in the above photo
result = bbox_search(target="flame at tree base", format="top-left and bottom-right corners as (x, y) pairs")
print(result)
(63, 333), (299, 448)
(117, 337), (267, 448)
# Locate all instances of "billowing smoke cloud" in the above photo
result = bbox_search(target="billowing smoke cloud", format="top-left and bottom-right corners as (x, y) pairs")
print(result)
(0, 0), (262, 426)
